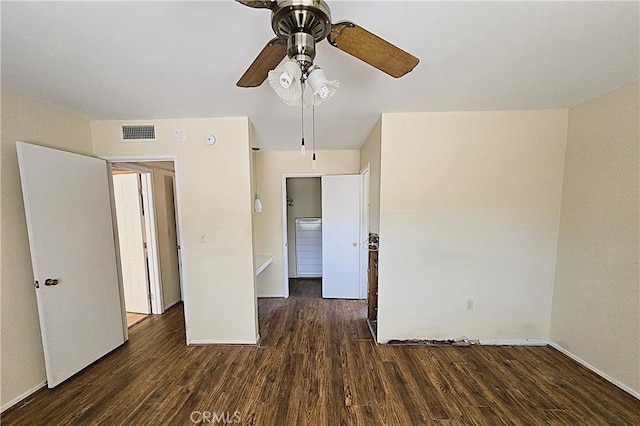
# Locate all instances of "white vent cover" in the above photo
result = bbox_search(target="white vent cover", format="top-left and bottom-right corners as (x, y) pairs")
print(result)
(122, 125), (155, 141)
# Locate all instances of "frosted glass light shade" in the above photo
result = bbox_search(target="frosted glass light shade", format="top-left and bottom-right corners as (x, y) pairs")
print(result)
(306, 67), (339, 105)
(254, 196), (263, 213)
(268, 60), (303, 106)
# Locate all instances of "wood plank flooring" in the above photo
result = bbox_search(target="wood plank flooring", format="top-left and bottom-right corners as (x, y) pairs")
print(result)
(2, 299), (639, 425)
(289, 277), (322, 298)
(126, 312), (148, 328)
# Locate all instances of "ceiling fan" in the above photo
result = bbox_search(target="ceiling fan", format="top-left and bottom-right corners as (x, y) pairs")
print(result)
(235, 0), (420, 90)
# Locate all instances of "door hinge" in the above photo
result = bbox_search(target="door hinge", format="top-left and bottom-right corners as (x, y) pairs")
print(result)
(148, 293), (154, 301)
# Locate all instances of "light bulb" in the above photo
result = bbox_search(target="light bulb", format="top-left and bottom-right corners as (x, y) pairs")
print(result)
(254, 196), (263, 213)
(312, 153), (317, 169)
(268, 60), (303, 106)
(279, 72), (293, 89)
(306, 66), (339, 105)
(301, 139), (306, 156)
(318, 85), (330, 99)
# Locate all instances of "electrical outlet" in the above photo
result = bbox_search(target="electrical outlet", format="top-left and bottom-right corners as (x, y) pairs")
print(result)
(465, 299), (474, 311)
(199, 233), (207, 243)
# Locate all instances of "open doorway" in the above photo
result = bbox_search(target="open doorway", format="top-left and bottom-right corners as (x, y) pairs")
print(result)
(109, 161), (183, 328)
(286, 177), (323, 298)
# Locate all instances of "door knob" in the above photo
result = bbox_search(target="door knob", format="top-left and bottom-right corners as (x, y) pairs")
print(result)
(44, 278), (59, 286)
(353, 242), (358, 247)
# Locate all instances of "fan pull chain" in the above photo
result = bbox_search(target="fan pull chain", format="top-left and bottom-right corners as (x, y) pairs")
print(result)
(312, 105), (317, 169)
(300, 82), (306, 156)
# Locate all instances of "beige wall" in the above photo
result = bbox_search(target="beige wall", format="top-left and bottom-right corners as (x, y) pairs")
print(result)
(253, 150), (360, 297)
(550, 81), (640, 394)
(91, 117), (257, 344)
(360, 118), (381, 234)
(286, 178), (322, 277)
(377, 110), (568, 343)
(1, 90), (93, 409)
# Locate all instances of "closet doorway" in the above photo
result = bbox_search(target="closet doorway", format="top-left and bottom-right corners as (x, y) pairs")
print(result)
(286, 177), (323, 298)
(281, 174), (363, 299)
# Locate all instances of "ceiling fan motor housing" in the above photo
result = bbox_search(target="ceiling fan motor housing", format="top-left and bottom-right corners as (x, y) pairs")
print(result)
(287, 32), (315, 69)
(272, 0), (332, 70)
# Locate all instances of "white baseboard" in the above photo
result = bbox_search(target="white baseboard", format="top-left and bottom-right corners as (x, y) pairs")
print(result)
(1, 380), (46, 413)
(549, 341), (640, 400)
(188, 338), (257, 345)
(480, 339), (548, 346)
(257, 293), (285, 298)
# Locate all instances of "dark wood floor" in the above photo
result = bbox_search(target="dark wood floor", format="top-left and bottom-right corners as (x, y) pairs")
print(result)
(289, 277), (322, 298)
(3, 299), (639, 425)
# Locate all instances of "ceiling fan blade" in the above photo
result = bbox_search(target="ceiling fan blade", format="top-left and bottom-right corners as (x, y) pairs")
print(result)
(235, 0), (276, 9)
(328, 21), (419, 78)
(237, 37), (287, 88)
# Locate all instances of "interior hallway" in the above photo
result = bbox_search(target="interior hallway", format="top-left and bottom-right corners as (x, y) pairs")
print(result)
(2, 301), (638, 425)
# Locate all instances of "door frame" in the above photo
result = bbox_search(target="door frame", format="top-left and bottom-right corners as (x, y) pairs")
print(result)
(110, 163), (163, 314)
(360, 163), (370, 299)
(100, 155), (189, 342)
(281, 173), (323, 298)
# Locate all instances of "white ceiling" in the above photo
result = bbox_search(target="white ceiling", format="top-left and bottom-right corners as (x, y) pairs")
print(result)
(2, 1), (638, 150)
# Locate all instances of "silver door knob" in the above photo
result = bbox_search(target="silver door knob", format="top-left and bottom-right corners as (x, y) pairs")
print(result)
(353, 242), (358, 247)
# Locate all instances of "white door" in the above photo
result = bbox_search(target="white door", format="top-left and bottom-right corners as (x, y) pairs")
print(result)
(322, 175), (361, 299)
(17, 142), (126, 388)
(112, 173), (151, 314)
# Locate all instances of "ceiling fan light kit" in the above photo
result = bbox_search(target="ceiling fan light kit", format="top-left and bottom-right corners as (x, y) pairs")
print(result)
(306, 65), (339, 105)
(268, 59), (303, 105)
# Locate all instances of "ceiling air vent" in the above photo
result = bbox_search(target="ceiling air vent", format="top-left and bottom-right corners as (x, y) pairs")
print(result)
(122, 125), (155, 141)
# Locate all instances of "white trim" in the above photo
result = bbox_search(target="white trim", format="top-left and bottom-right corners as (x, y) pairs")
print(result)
(359, 164), (370, 300)
(100, 155), (176, 162)
(188, 339), (257, 345)
(281, 173), (323, 298)
(140, 172), (165, 315)
(1, 381), (46, 413)
(549, 341), (640, 400)
(479, 339), (548, 346)
(106, 165), (130, 342)
(257, 293), (286, 298)
(255, 255), (274, 276)
(281, 176), (289, 298)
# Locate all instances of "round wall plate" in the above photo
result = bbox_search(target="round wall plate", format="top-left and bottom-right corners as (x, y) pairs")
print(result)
(205, 134), (216, 145)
